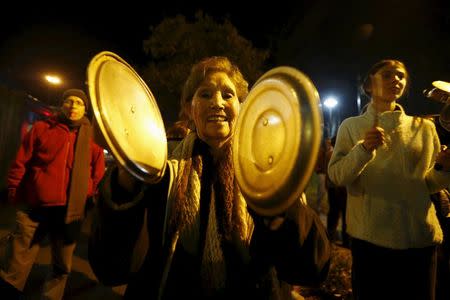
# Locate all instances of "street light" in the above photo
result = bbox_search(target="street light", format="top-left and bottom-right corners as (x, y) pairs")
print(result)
(43, 74), (63, 104)
(44, 74), (62, 85)
(323, 96), (338, 137)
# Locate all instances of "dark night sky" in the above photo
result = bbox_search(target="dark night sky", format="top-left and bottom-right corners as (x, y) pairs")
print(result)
(0, 0), (449, 122)
(0, 2), (300, 99)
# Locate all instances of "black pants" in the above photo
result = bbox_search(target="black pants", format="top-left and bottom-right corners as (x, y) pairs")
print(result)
(436, 217), (450, 300)
(0, 207), (81, 300)
(326, 186), (348, 246)
(351, 238), (437, 300)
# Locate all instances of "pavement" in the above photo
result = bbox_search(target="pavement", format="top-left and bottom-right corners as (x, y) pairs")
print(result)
(0, 173), (343, 300)
(0, 202), (127, 299)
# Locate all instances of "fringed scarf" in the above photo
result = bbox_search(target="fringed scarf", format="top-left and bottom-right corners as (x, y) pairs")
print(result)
(168, 132), (253, 293)
(58, 115), (92, 224)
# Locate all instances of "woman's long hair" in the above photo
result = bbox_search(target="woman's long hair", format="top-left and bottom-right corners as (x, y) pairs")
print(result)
(360, 59), (410, 101)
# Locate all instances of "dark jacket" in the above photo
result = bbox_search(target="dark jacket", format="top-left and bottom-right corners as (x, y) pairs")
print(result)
(7, 118), (105, 207)
(89, 135), (331, 300)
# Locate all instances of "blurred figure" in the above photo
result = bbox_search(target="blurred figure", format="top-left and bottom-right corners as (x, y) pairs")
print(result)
(314, 138), (331, 214)
(430, 189), (450, 300)
(325, 136), (348, 247)
(0, 89), (105, 300)
(88, 56), (331, 299)
(429, 114), (450, 300)
(328, 59), (450, 300)
(166, 119), (191, 155)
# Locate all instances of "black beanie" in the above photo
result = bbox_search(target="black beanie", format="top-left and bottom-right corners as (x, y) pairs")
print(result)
(62, 89), (89, 111)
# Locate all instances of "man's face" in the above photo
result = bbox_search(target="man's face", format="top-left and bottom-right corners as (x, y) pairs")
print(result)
(61, 96), (85, 121)
(189, 71), (240, 148)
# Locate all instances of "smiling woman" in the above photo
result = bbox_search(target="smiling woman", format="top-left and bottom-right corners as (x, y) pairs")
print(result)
(88, 56), (331, 300)
(190, 72), (238, 144)
(181, 57), (248, 150)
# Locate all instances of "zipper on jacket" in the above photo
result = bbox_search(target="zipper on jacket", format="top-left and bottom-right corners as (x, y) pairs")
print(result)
(62, 140), (70, 200)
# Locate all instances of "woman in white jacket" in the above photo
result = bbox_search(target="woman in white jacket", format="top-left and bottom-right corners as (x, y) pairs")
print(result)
(328, 59), (450, 300)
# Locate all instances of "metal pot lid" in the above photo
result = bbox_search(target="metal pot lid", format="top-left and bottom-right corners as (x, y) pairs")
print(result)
(87, 51), (167, 183)
(233, 66), (322, 216)
(433, 81), (450, 93)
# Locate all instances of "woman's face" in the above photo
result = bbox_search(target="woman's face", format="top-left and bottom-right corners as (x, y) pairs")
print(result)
(189, 71), (240, 148)
(369, 64), (407, 103)
(61, 96), (86, 121)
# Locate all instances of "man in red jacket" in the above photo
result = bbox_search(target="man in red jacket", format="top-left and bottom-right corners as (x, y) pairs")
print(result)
(0, 89), (105, 300)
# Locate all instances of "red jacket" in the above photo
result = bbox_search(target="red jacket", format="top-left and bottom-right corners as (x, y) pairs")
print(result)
(7, 118), (105, 207)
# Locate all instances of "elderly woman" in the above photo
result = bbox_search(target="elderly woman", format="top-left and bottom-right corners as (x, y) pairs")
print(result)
(88, 56), (330, 299)
(328, 59), (450, 300)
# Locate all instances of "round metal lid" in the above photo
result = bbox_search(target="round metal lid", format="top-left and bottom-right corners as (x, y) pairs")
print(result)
(433, 81), (450, 93)
(87, 51), (167, 183)
(233, 66), (322, 216)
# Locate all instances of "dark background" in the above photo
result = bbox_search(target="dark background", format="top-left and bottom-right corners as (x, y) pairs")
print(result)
(0, 0), (449, 120)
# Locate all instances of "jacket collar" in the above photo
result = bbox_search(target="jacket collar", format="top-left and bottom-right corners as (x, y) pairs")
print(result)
(365, 102), (405, 129)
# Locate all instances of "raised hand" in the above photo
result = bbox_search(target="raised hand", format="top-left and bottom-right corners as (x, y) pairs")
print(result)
(362, 116), (386, 151)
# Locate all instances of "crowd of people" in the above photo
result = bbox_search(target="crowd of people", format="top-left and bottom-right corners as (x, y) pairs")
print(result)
(0, 56), (449, 300)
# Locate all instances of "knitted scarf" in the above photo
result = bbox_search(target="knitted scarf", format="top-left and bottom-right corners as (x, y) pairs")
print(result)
(59, 115), (92, 224)
(169, 132), (252, 293)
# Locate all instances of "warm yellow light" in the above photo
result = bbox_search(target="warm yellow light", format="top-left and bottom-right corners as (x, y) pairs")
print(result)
(432, 81), (450, 93)
(44, 74), (62, 85)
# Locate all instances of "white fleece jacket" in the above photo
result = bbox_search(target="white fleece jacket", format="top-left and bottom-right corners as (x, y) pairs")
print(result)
(328, 103), (450, 249)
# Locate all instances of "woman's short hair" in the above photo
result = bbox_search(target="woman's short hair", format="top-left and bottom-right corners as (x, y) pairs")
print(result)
(179, 56), (249, 121)
(361, 59), (409, 98)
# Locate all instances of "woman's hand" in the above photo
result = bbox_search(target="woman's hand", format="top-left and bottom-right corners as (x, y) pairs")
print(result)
(263, 216), (286, 231)
(117, 166), (139, 193)
(362, 126), (385, 151)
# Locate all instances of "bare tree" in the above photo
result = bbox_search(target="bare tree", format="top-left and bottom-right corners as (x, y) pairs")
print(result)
(140, 11), (269, 126)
